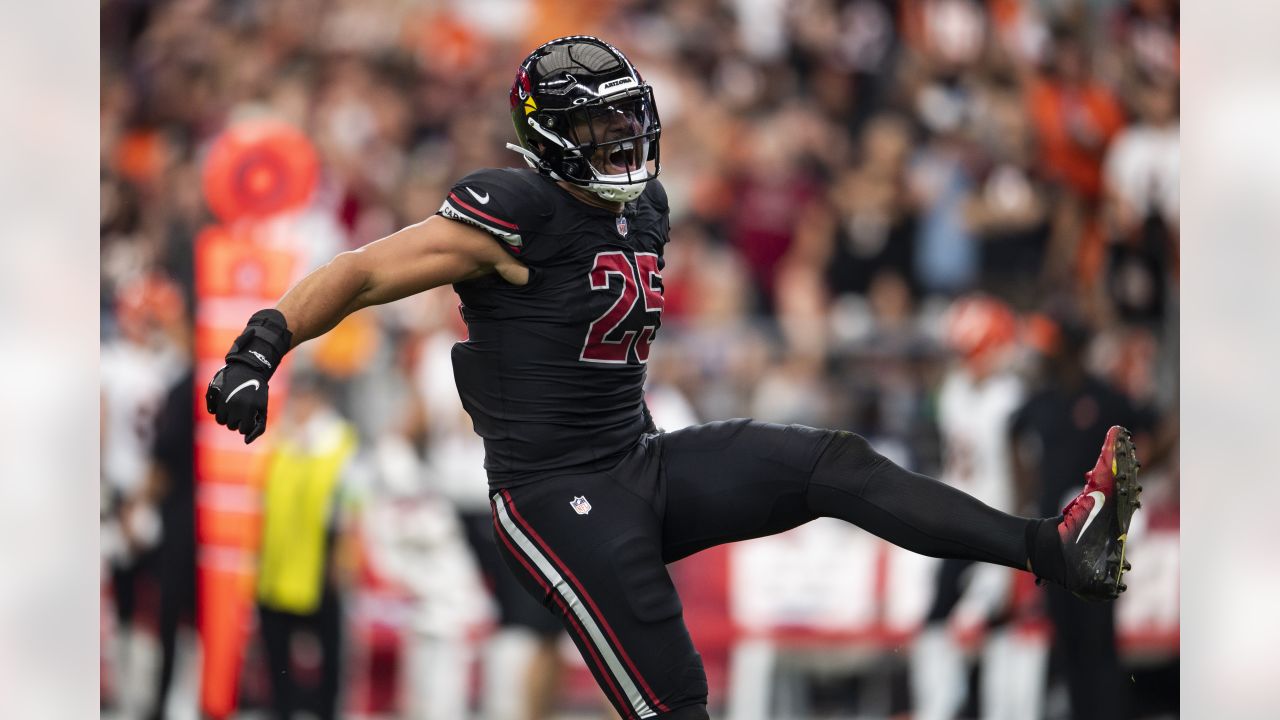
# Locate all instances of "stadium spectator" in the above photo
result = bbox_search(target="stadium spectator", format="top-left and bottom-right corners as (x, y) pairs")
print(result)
(785, 113), (919, 306)
(1025, 26), (1126, 203)
(1110, 0), (1179, 86)
(907, 116), (981, 296)
(964, 74), (1053, 306)
(1102, 74), (1179, 326)
(725, 116), (823, 311)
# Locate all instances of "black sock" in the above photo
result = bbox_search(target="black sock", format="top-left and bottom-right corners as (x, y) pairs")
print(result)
(1025, 517), (1066, 585)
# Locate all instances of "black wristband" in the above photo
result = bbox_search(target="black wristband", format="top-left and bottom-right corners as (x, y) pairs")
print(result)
(225, 309), (293, 379)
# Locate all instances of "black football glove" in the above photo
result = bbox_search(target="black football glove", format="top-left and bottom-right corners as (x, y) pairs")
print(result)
(206, 362), (271, 443)
(205, 309), (292, 444)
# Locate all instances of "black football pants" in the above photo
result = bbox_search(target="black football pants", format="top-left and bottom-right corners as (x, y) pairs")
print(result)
(490, 419), (1033, 719)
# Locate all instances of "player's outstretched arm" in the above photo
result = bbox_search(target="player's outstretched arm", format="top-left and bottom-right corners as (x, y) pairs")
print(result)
(206, 216), (527, 443)
(279, 215), (528, 346)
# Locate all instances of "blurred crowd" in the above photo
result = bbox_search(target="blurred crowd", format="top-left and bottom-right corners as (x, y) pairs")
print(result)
(101, 0), (1178, 718)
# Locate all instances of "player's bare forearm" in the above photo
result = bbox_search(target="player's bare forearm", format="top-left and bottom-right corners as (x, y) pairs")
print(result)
(275, 215), (524, 347)
(273, 251), (378, 347)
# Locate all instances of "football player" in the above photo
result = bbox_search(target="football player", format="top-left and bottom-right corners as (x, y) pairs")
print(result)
(206, 36), (1140, 720)
(911, 295), (1040, 720)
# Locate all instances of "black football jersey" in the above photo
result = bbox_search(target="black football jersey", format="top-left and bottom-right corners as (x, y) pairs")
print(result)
(436, 168), (669, 487)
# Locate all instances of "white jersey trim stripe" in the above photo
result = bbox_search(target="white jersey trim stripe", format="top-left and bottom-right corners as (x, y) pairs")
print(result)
(493, 493), (657, 719)
(439, 200), (524, 248)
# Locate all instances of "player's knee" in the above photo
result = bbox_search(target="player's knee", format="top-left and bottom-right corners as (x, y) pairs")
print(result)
(810, 429), (886, 493)
(660, 703), (710, 719)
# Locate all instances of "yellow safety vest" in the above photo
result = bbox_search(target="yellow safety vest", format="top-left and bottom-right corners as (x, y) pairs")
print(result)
(256, 420), (357, 614)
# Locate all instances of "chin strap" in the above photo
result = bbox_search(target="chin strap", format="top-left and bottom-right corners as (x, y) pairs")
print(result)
(505, 143), (565, 181)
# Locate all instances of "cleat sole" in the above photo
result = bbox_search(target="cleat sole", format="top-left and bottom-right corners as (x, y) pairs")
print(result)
(1110, 428), (1142, 595)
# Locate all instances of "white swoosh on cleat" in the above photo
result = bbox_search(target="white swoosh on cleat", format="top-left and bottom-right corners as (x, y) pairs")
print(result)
(226, 379), (260, 402)
(1076, 491), (1107, 543)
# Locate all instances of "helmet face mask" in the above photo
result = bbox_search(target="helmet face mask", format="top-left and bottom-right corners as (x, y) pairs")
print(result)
(508, 36), (661, 203)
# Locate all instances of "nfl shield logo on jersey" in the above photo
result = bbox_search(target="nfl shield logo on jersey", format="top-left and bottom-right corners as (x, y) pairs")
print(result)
(616, 216), (628, 236)
(570, 496), (592, 515)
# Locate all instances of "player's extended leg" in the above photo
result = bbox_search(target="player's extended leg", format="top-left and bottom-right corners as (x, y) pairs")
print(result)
(489, 464), (713, 720)
(657, 419), (1027, 567)
(658, 420), (1138, 600)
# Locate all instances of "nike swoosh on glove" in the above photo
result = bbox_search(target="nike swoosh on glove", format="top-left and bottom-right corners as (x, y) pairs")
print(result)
(206, 361), (271, 444)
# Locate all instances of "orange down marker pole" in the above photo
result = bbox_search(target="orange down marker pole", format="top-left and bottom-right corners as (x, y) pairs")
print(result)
(195, 120), (317, 718)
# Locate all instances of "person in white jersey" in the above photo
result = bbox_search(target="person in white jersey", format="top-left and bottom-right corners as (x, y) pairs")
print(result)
(911, 294), (1043, 720)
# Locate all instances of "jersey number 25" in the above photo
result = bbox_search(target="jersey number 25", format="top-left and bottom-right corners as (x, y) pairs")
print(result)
(580, 251), (663, 365)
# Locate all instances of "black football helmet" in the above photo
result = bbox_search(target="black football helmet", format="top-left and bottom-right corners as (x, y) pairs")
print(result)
(507, 36), (661, 203)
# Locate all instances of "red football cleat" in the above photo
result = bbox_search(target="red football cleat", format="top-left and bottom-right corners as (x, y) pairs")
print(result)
(1058, 425), (1142, 601)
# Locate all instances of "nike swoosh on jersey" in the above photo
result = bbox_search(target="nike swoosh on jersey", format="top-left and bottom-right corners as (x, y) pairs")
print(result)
(466, 187), (491, 204)
(1075, 490), (1107, 543)
(226, 379), (261, 402)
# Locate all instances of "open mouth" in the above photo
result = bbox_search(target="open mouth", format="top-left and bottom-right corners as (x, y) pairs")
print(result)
(599, 140), (642, 175)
